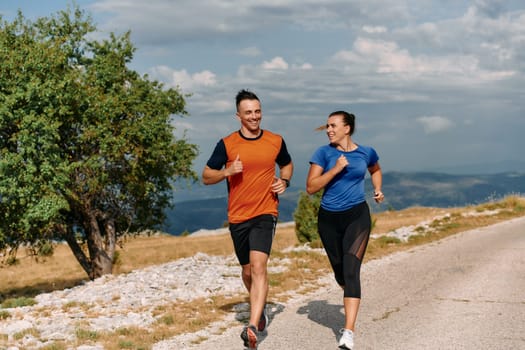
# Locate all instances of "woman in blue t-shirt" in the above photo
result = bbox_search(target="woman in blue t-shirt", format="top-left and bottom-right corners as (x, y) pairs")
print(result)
(306, 110), (384, 350)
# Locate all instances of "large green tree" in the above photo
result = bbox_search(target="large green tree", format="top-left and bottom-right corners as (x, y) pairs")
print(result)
(0, 8), (198, 279)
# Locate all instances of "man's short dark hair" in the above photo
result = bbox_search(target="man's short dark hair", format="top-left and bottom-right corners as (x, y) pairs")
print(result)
(236, 89), (260, 111)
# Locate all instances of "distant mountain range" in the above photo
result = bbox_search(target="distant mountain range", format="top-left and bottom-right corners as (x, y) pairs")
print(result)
(162, 171), (525, 235)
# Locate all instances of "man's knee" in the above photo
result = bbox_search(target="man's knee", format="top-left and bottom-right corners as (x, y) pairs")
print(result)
(250, 261), (267, 277)
(249, 251), (269, 277)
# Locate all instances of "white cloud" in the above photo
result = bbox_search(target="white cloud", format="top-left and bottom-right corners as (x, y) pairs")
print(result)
(192, 71), (217, 86)
(331, 37), (516, 81)
(148, 65), (216, 91)
(417, 116), (454, 134)
(261, 56), (289, 70)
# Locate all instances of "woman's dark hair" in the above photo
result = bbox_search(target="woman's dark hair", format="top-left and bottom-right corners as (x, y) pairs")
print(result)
(316, 111), (356, 134)
(235, 89), (260, 111)
(329, 110), (355, 135)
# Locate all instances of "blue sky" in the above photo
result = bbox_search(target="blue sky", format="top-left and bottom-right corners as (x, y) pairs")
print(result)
(2, 0), (524, 194)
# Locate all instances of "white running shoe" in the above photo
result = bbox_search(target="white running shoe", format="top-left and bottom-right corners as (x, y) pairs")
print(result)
(338, 328), (354, 349)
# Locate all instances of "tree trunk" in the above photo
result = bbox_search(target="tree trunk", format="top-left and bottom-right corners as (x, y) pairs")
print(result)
(61, 227), (92, 277)
(61, 214), (116, 280)
(104, 218), (116, 263)
(84, 205), (113, 279)
(87, 227), (113, 279)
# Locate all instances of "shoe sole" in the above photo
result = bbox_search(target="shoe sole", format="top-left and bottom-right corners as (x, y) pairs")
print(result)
(247, 327), (257, 349)
(241, 327), (257, 349)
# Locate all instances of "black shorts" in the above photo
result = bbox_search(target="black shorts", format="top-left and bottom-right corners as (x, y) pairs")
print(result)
(229, 214), (277, 265)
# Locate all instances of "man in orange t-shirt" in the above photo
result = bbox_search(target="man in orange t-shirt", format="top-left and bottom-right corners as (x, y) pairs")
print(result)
(202, 89), (293, 348)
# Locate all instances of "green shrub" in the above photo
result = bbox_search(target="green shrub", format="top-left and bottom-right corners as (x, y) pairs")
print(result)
(2, 297), (36, 309)
(75, 328), (99, 341)
(159, 314), (174, 325)
(375, 235), (402, 248)
(112, 250), (122, 266)
(118, 340), (135, 349)
(37, 240), (54, 257)
(294, 191), (322, 243)
(5, 255), (19, 266)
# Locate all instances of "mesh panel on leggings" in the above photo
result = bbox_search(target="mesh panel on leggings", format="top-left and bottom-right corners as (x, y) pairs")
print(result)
(346, 218), (370, 261)
(342, 208), (371, 298)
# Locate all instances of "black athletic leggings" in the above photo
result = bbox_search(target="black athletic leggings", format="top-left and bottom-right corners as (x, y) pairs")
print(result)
(318, 201), (371, 298)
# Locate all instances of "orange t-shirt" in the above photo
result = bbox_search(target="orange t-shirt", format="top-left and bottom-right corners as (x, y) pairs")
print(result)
(208, 130), (290, 223)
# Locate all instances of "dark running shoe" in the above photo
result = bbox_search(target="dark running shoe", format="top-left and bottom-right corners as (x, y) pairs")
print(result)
(257, 307), (269, 332)
(240, 324), (258, 349)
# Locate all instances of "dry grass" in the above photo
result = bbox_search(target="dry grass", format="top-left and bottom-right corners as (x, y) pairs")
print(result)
(1, 196), (524, 349)
(80, 294), (247, 350)
(371, 206), (460, 234)
(1, 197), (523, 299)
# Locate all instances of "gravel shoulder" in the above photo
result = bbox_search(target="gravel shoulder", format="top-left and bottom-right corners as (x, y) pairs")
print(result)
(165, 216), (525, 350)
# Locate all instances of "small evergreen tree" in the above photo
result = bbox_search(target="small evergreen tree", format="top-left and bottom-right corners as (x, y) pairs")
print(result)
(293, 191), (323, 243)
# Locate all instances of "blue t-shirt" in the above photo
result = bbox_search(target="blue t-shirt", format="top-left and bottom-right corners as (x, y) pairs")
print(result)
(309, 144), (379, 212)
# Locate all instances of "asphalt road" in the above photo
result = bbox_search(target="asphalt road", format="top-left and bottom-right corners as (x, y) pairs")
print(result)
(187, 216), (525, 350)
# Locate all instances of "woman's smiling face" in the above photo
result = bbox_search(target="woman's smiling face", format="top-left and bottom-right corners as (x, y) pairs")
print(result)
(326, 114), (350, 144)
